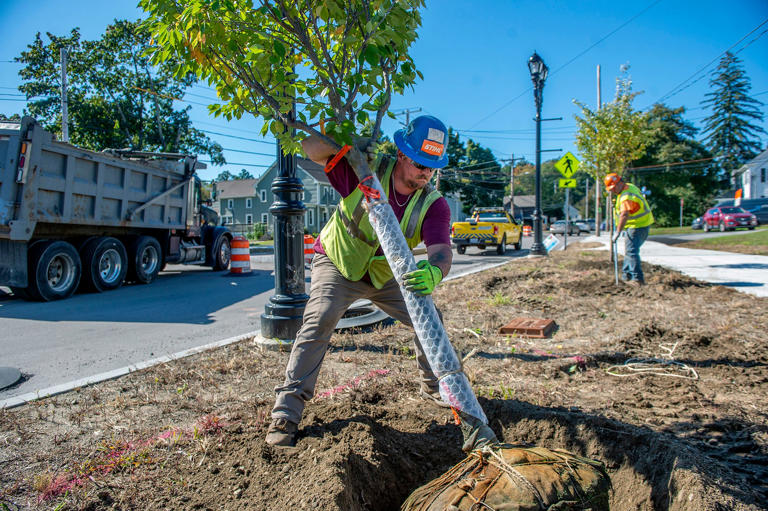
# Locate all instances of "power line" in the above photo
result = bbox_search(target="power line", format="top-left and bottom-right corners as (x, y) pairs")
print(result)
(469, 0), (664, 128)
(200, 160), (270, 168)
(201, 129), (275, 146)
(220, 146), (275, 157)
(651, 18), (768, 106)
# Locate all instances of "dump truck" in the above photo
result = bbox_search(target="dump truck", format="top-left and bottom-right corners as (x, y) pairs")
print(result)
(0, 117), (232, 301)
(450, 207), (522, 255)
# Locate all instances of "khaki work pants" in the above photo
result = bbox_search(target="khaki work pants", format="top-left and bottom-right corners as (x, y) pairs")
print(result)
(271, 253), (440, 424)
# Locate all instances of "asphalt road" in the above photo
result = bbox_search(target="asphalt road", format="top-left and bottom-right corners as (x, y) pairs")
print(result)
(0, 237), (534, 405)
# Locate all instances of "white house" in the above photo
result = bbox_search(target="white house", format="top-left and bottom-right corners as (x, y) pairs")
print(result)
(732, 149), (768, 199)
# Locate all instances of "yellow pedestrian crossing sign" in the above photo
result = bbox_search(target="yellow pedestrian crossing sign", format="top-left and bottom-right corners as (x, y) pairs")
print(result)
(559, 178), (577, 188)
(555, 152), (580, 178)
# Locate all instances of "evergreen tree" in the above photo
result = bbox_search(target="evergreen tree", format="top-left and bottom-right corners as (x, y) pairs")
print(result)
(632, 104), (717, 226)
(700, 51), (766, 177)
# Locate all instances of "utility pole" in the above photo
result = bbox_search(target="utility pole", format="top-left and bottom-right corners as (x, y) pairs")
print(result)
(595, 64), (601, 236)
(60, 47), (69, 143)
(501, 154), (525, 217)
(393, 107), (422, 127)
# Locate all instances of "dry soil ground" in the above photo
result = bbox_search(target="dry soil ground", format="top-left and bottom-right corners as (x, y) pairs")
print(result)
(1, 246), (766, 510)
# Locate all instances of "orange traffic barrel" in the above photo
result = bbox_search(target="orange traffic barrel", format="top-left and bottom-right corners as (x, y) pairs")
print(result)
(523, 225), (532, 236)
(230, 236), (251, 275)
(304, 235), (315, 266)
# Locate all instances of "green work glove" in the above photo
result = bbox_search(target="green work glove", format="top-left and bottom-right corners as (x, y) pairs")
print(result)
(403, 260), (443, 295)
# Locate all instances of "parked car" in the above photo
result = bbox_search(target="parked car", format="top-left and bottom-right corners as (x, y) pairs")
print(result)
(747, 204), (768, 225)
(701, 206), (758, 232)
(574, 221), (590, 233)
(691, 216), (703, 230)
(549, 220), (580, 235)
(584, 218), (596, 231)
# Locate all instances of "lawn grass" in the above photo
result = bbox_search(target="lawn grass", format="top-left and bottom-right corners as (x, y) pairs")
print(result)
(649, 224), (768, 236)
(676, 228), (768, 256)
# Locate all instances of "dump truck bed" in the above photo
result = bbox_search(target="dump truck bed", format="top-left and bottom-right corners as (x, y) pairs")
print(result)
(0, 117), (196, 242)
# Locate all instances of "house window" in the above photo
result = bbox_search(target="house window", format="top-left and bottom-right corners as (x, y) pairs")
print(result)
(321, 210), (328, 223)
(246, 198), (252, 209)
(762, 168), (766, 183)
(227, 199), (233, 210)
(261, 213), (269, 224)
(306, 209), (314, 226)
(222, 215), (233, 225)
(260, 189), (267, 202)
(245, 214), (253, 224)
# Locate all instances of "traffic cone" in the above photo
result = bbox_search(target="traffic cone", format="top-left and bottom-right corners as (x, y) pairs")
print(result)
(230, 236), (251, 275)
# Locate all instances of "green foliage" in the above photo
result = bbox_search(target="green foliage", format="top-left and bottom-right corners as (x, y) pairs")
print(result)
(0, 113), (22, 122)
(140, 0), (425, 164)
(236, 168), (255, 179)
(15, 20), (224, 163)
(701, 51), (766, 175)
(631, 104), (717, 226)
(573, 71), (651, 185)
(216, 170), (235, 181)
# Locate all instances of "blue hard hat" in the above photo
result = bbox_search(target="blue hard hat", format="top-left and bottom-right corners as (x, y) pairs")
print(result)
(393, 115), (449, 168)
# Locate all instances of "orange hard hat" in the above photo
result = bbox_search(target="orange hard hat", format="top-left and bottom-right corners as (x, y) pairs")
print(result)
(604, 173), (621, 189)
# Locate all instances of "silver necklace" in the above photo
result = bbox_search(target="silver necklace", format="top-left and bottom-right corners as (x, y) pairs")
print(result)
(391, 172), (413, 207)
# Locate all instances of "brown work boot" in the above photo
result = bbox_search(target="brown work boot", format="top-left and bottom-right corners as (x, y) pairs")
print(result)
(265, 418), (298, 447)
(626, 280), (644, 287)
(419, 386), (451, 408)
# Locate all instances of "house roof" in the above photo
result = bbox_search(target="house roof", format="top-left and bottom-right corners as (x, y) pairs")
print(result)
(214, 178), (258, 199)
(297, 157), (329, 183)
(503, 195), (536, 208)
(733, 149), (768, 176)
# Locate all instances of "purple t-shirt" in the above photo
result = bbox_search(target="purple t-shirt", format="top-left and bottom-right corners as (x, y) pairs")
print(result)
(314, 156), (451, 256)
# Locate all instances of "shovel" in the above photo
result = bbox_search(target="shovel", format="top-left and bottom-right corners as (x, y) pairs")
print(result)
(612, 236), (619, 286)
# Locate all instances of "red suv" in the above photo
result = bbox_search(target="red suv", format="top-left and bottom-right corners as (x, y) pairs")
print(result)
(702, 206), (758, 232)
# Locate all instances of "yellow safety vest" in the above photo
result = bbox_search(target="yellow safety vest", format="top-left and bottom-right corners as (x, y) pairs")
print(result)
(614, 183), (654, 229)
(320, 154), (442, 288)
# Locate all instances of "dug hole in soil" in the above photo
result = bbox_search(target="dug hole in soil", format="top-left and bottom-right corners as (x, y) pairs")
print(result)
(1, 246), (766, 510)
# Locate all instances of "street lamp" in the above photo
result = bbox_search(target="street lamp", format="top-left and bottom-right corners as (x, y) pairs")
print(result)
(528, 51), (548, 256)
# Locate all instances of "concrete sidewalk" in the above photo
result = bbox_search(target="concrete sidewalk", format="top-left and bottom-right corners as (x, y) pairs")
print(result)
(581, 234), (768, 298)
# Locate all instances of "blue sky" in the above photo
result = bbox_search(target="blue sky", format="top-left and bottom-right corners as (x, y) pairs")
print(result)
(1, 0), (767, 182)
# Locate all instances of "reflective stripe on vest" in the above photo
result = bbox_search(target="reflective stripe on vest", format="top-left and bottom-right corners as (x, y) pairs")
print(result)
(614, 183), (654, 228)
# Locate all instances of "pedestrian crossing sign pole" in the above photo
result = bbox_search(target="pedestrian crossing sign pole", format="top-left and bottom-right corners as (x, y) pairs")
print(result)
(554, 153), (581, 250)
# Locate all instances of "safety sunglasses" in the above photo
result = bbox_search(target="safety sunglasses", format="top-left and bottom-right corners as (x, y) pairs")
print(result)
(410, 158), (434, 172)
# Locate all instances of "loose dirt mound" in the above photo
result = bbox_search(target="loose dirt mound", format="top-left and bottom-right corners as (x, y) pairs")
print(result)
(1, 249), (766, 510)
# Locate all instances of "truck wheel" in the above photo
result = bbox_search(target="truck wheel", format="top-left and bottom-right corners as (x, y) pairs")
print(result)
(514, 237), (522, 251)
(128, 236), (162, 284)
(26, 240), (82, 301)
(81, 237), (127, 292)
(456, 245), (466, 255)
(496, 236), (506, 255)
(719, 221), (726, 232)
(703, 222), (710, 232)
(212, 235), (231, 271)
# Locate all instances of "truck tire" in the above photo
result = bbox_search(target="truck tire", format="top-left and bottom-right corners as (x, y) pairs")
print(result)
(80, 237), (127, 292)
(513, 237), (522, 251)
(456, 245), (466, 255)
(26, 240), (82, 301)
(212, 235), (231, 271)
(496, 235), (506, 255)
(128, 236), (162, 284)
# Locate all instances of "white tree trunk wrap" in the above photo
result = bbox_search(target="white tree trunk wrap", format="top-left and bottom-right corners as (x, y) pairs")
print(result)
(360, 172), (488, 425)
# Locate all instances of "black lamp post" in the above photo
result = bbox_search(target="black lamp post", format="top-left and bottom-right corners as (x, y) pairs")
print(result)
(260, 76), (309, 342)
(528, 51), (548, 256)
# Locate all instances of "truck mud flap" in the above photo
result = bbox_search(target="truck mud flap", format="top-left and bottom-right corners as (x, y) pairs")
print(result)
(0, 239), (28, 287)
